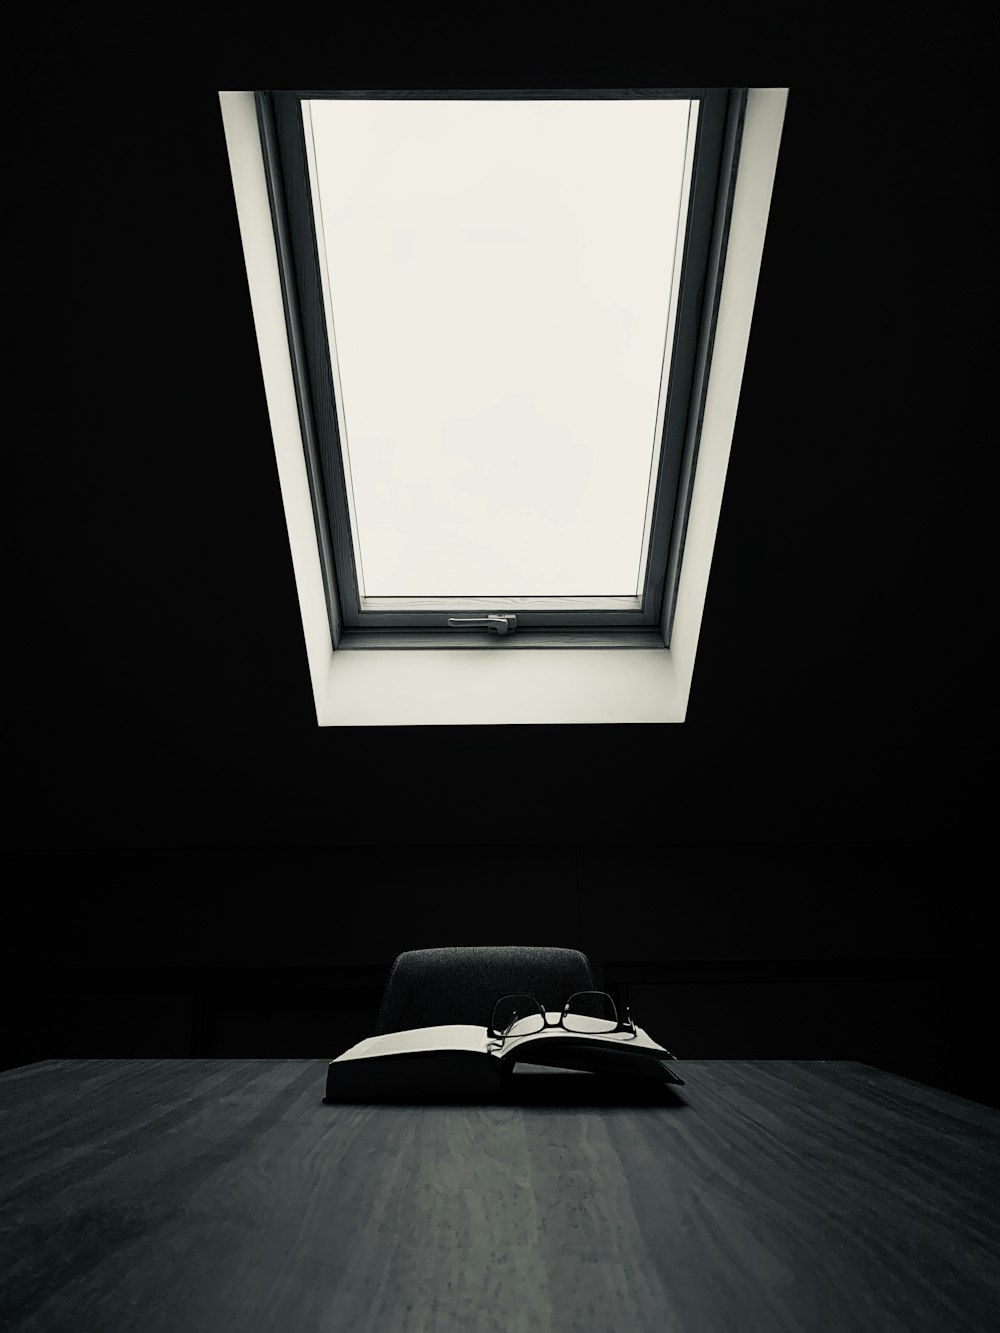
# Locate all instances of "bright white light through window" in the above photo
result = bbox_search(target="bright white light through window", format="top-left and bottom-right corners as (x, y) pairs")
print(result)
(303, 97), (696, 602)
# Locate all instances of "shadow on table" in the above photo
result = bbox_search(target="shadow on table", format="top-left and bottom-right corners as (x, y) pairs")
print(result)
(501, 1067), (688, 1109)
(325, 1065), (688, 1110)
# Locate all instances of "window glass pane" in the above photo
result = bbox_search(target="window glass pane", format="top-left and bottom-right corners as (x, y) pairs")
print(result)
(303, 97), (695, 601)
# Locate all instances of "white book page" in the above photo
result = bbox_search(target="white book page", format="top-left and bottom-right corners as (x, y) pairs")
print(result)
(333, 1025), (489, 1062)
(333, 1019), (670, 1065)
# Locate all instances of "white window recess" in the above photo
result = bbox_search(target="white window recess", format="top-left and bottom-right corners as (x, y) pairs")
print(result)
(219, 88), (788, 725)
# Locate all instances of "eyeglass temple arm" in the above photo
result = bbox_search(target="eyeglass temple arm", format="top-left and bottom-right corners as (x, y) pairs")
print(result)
(488, 1007), (522, 1040)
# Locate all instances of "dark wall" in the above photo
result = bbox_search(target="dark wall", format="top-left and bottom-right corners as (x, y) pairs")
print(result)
(5, 844), (995, 1105)
(9, 18), (993, 851)
(6, 18), (995, 1103)
(3, 843), (989, 970)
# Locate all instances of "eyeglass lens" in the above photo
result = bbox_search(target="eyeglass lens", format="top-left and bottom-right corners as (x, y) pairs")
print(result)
(490, 994), (545, 1038)
(490, 991), (619, 1038)
(563, 991), (618, 1033)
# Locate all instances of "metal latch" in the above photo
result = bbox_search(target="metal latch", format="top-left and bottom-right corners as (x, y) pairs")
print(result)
(446, 614), (517, 636)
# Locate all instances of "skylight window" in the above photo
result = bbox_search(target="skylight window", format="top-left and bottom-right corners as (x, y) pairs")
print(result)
(300, 97), (696, 609)
(221, 86), (787, 719)
(259, 88), (739, 641)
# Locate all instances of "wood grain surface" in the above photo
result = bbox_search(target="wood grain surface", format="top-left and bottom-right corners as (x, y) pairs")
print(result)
(1, 1060), (997, 1332)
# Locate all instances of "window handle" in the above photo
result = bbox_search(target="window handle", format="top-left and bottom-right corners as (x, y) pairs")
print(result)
(446, 614), (517, 636)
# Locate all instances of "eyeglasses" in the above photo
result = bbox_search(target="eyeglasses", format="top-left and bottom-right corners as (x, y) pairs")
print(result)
(487, 990), (636, 1049)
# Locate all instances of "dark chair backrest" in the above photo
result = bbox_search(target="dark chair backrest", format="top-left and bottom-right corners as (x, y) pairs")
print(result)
(374, 945), (597, 1035)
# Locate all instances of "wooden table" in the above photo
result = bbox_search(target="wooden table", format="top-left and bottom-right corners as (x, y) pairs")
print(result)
(2, 1059), (997, 1332)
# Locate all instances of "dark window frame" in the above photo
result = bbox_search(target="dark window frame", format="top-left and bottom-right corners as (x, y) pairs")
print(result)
(255, 87), (747, 649)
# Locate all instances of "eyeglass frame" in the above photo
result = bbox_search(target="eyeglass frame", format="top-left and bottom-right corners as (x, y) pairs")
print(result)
(486, 989), (637, 1050)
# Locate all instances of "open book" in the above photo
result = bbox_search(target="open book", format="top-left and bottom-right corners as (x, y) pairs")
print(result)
(324, 1018), (684, 1101)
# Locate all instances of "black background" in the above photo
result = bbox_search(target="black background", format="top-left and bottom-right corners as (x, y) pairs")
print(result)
(6, 14), (995, 1102)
